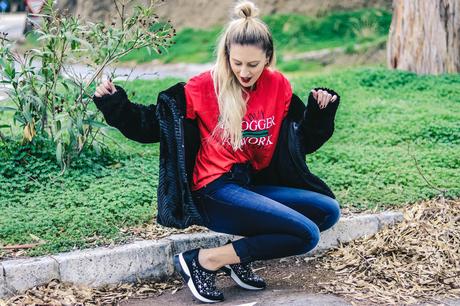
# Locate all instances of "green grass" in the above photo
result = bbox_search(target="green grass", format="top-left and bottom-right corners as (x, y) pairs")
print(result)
(0, 78), (181, 256)
(120, 27), (221, 64)
(1, 68), (459, 257)
(120, 8), (392, 64)
(294, 69), (460, 209)
(277, 59), (325, 73)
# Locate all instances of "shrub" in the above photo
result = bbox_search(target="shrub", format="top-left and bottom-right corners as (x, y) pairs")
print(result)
(0, 0), (175, 169)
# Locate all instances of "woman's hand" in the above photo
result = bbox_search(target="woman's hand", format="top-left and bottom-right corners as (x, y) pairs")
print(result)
(311, 89), (337, 109)
(94, 79), (117, 98)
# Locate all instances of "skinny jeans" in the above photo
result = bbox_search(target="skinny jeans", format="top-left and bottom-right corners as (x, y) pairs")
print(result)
(192, 163), (341, 264)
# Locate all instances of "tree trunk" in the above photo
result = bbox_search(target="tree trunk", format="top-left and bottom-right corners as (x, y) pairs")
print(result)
(387, 0), (460, 75)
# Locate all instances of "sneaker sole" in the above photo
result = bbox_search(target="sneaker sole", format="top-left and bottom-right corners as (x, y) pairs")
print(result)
(224, 265), (266, 291)
(174, 253), (223, 303)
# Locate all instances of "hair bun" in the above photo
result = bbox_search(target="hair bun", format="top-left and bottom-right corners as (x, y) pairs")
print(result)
(234, 1), (259, 19)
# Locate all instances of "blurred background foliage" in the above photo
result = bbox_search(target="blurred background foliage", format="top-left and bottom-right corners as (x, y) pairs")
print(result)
(120, 9), (392, 64)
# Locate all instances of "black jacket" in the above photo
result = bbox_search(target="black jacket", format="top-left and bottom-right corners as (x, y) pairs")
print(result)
(93, 82), (340, 229)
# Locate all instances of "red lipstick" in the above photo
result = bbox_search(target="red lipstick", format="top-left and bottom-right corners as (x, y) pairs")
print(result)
(241, 77), (252, 83)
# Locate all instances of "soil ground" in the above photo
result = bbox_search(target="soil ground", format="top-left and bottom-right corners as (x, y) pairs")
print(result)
(121, 256), (350, 306)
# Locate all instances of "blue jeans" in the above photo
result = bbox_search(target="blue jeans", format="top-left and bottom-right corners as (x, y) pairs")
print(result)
(192, 163), (341, 264)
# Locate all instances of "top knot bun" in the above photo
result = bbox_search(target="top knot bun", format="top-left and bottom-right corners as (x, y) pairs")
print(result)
(234, 1), (259, 19)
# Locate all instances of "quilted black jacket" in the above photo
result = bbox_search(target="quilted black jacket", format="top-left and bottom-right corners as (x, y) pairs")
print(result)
(93, 82), (340, 229)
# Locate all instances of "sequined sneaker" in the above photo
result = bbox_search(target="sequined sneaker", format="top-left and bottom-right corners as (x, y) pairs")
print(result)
(220, 262), (266, 290)
(219, 240), (266, 290)
(173, 248), (224, 303)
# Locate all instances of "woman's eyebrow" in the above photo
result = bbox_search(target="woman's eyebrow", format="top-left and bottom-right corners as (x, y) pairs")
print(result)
(231, 58), (260, 64)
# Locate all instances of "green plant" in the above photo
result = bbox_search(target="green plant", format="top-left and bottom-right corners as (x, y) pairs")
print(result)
(0, 0), (175, 169)
(350, 11), (380, 42)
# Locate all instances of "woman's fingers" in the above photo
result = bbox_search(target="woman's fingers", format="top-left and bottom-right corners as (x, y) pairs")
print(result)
(102, 81), (110, 92)
(108, 81), (117, 94)
(99, 84), (111, 96)
(93, 79), (118, 98)
(103, 81), (113, 94)
(104, 81), (117, 94)
(95, 88), (105, 97)
(325, 93), (332, 108)
(319, 90), (327, 108)
(94, 86), (101, 97)
(103, 80), (116, 94)
(95, 85), (108, 97)
(94, 83), (111, 97)
(311, 89), (318, 101)
(109, 81), (117, 93)
(312, 89), (338, 109)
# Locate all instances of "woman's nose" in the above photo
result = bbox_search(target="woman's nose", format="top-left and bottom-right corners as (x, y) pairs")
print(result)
(240, 68), (250, 77)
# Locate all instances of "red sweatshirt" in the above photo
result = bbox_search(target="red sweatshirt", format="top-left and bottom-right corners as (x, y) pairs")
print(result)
(184, 67), (293, 191)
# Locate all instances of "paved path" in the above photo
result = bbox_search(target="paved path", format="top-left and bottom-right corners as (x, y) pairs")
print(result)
(0, 88), (8, 102)
(123, 289), (350, 306)
(65, 62), (213, 81)
(0, 13), (26, 41)
(0, 62), (211, 102)
(0, 60), (212, 103)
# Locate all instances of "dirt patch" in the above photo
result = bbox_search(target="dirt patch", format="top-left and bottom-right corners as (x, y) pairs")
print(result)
(251, 256), (336, 291)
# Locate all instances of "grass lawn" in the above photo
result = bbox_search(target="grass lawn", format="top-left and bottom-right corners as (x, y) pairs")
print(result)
(0, 68), (459, 257)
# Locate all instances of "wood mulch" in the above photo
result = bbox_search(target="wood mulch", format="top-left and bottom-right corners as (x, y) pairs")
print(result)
(319, 197), (460, 304)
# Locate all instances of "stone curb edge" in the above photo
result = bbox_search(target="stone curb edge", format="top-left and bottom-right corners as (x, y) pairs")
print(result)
(0, 211), (403, 299)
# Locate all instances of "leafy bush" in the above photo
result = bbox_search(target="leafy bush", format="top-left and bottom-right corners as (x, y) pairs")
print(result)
(0, 0), (175, 168)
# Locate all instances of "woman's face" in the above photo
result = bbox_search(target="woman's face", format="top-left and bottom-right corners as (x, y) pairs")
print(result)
(228, 44), (269, 89)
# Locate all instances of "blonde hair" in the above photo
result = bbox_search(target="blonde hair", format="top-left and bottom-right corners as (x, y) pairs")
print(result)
(208, 0), (276, 151)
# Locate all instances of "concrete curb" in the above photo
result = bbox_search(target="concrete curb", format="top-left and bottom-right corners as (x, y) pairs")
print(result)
(0, 211), (403, 299)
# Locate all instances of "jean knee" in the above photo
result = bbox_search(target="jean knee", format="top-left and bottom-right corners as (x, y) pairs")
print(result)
(294, 222), (320, 255)
(319, 198), (341, 231)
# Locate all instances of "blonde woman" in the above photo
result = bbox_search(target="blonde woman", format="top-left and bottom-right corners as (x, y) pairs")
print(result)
(94, 0), (340, 303)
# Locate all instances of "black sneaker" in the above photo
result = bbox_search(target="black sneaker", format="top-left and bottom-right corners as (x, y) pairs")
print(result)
(219, 239), (266, 290)
(173, 248), (224, 303)
(220, 262), (266, 290)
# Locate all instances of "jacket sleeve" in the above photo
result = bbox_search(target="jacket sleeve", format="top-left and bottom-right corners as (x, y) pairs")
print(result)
(92, 85), (160, 143)
(300, 87), (340, 154)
